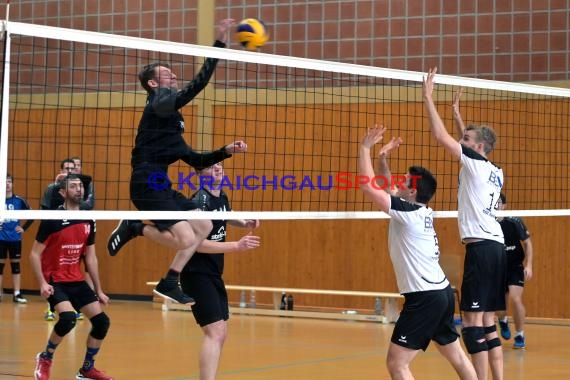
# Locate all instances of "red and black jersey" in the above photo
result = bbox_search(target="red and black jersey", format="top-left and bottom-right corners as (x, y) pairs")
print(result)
(36, 218), (96, 283)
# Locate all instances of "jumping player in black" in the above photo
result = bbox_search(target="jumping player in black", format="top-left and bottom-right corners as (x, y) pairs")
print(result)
(106, 19), (248, 305)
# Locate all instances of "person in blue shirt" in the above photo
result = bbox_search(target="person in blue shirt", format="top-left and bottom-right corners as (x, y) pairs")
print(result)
(0, 174), (33, 303)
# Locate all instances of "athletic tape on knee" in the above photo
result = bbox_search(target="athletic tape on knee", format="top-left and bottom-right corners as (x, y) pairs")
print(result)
(89, 312), (110, 340)
(10, 261), (21, 274)
(487, 337), (501, 350)
(462, 326), (488, 354)
(484, 325), (497, 334)
(54, 311), (77, 337)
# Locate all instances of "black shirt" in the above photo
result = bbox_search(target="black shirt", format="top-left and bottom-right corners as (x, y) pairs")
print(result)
(499, 217), (530, 266)
(131, 40), (231, 171)
(182, 188), (231, 276)
(40, 174), (94, 210)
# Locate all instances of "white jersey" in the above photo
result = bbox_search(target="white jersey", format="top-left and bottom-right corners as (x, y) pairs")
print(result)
(388, 196), (449, 294)
(458, 145), (504, 244)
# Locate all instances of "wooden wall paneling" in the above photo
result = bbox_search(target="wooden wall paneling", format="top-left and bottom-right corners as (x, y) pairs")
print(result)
(6, 99), (570, 319)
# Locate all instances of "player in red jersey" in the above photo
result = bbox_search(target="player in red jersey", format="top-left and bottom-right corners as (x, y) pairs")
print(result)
(30, 174), (113, 380)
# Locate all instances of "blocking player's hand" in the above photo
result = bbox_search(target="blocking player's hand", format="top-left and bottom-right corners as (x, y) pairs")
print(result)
(379, 136), (403, 157)
(361, 125), (387, 149)
(422, 67), (438, 100)
(225, 141), (248, 154)
(452, 87), (463, 116)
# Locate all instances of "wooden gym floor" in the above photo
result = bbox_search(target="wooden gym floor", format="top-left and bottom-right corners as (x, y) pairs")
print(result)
(1, 296), (569, 379)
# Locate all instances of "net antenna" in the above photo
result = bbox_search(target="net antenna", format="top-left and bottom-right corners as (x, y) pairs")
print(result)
(0, 0), (12, 207)
(2, 21), (570, 221)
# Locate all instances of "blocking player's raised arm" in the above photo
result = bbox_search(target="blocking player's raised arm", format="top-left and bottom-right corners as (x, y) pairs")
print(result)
(358, 126), (391, 213)
(422, 67), (461, 160)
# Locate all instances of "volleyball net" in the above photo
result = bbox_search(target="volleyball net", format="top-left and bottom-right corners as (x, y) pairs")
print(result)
(1, 21), (569, 220)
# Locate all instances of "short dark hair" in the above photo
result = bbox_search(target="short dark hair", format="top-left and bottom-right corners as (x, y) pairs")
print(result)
(60, 158), (75, 170)
(6, 173), (12, 181)
(499, 192), (506, 204)
(57, 173), (81, 191)
(138, 63), (169, 93)
(409, 166), (437, 204)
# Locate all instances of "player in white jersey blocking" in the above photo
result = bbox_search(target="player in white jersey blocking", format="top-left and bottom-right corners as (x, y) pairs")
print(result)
(359, 125), (477, 380)
(424, 68), (507, 380)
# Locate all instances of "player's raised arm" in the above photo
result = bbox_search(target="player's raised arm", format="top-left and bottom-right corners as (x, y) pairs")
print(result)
(422, 67), (461, 160)
(358, 125), (391, 213)
(377, 135), (403, 197)
(452, 87), (467, 137)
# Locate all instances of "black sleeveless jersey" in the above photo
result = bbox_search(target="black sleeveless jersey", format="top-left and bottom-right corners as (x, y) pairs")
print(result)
(182, 189), (231, 275)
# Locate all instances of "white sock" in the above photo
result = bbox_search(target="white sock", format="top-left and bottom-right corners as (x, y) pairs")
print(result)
(516, 331), (524, 338)
(500, 317), (508, 323)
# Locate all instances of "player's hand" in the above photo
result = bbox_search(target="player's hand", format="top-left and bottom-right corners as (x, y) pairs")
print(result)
(361, 125), (387, 149)
(15, 225), (24, 233)
(40, 283), (54, 299)
(55, 173), (67, 182)
(97, 291), (110, 305)
(237, 232), (261, 251)
(452, 87), (463, 116)
(215, 19), (235, 43)
(422, 67), (437, 100)
(379, 136), (403, 157)
(524, 266), (533, 281)
(225, 141), (247, 154)
(244, 219), (260, 230)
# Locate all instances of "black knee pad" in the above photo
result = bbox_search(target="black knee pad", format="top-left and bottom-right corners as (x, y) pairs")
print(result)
(484, 325), (497, 334)
(10, 261), (21, 274)
(462, 326), (488, 354)
(0, 262), (4, 273)
(54, 311), (77, 337)
(487, 337), (501, 350)
(90, 312), (110, 340)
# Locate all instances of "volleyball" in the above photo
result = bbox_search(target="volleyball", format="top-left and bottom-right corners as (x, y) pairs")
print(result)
(235, 18), (269, 51)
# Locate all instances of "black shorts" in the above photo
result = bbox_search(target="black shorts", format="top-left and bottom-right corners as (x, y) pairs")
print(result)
(48, 281), (99, 312)
(460, 240), (507, 312)
(391, 285), (459, 351)
(180, 272), (229, 327)
(506, 264), (525, 287)
(130, 165), (200, 230)
(0, 241), (22, 260)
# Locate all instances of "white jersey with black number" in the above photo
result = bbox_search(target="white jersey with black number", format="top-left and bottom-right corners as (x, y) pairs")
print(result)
(458, 145), (504, 244)
(388, 196), (449, 294)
